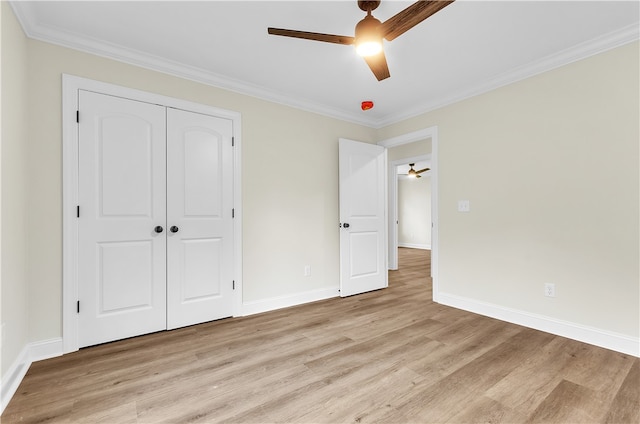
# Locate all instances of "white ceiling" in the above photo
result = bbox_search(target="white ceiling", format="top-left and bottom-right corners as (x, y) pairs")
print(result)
(11, 0), (639, 128)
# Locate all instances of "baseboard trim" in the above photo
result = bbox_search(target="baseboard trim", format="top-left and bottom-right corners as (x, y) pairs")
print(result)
(438, 292), (639, 357)
(29, 338), (64, 363)
(0, 338), (63, 414)
(398, 243), (431, 250)
(1, 345), (29, 414)
(241, 287), (339, 316)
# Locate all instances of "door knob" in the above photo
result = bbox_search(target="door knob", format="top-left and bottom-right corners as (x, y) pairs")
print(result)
(343, 223), (350, 228)
(154, 226), (163, 233)
(170, 226), (179, 233)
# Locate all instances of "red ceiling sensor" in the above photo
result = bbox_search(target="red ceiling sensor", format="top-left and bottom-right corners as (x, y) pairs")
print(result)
(361, 100), (374, 111)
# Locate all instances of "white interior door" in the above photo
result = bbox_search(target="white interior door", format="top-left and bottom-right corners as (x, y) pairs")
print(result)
(166, 108), (234, 329)
(339, 138), (387, 297)
(78, 91), (167, 347)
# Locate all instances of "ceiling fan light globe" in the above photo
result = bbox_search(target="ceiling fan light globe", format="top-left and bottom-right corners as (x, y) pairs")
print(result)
(355, 14), (383, 57)
(356, 40), (382, 56)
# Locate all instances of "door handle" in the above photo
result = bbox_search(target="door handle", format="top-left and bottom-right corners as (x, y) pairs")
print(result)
(342, 223), (350, 228)
(170, 226), (179, 233)
(154, 226), (163, 233)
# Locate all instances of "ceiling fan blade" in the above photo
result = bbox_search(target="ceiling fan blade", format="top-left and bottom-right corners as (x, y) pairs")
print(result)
(416, 167), (430, 174)
(268, 28), (355, 45)
(363, 50), (390, 81)
(380, 0), (455, 41)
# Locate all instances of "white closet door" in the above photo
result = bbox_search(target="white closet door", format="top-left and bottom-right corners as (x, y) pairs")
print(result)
(166, 108), (234, 329)
(78, 91), (167, 347)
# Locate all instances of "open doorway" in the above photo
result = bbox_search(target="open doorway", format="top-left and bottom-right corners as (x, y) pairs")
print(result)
(391, 155), (431, 270)
(395, 160), (432, 288)
(396, 159), (432, 249)
(378, 126), (439, 301)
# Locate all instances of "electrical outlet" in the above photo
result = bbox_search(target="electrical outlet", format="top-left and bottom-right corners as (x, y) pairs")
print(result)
(304, 265), (311, 277)
(457, 200), (470, 212)
(544, 283), (556, 298)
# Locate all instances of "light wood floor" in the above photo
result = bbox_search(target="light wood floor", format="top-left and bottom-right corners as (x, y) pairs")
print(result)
(3, 248), (638, 423)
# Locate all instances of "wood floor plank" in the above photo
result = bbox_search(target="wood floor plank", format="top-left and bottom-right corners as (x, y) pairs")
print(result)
(604, 359), (640, 423)
(485, 337), (585, 416)
(297, 366), (423, 424)
(378, 328), (557, 422)
(560, 341), (636, 394)
(404, 317), (523, 383)
(2, 248), (638, 423)
(446, 395), (528, 424)
(526, 379), (603, 423)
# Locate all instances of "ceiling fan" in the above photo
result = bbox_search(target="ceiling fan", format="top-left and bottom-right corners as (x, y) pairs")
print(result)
(267, 0), (455, 81)
(404, 163), (430, 178)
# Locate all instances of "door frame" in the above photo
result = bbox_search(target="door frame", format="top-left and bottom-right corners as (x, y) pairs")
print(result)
(62, 74), (243, 353)
(378, 126), (439, 302)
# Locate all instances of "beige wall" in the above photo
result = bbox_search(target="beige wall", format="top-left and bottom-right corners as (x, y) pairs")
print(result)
(25, 37), (375, 342)
(1, 1), (30, 377)
(379, 42), (640, 337)
(398, 176), (432, 248)
(387, 138), (431, 163)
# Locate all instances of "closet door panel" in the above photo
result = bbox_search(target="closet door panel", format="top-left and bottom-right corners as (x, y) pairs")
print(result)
(166, 108), (234, 329)
(182, 238), (223, 300)
(183, 131), (222, 216)
(78, 91), (167, 348)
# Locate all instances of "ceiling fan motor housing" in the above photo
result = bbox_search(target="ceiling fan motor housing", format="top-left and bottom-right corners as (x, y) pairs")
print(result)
(358, 1), (381, 12)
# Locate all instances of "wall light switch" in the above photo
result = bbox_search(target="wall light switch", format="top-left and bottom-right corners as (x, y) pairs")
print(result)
(458, 200), (470, 212)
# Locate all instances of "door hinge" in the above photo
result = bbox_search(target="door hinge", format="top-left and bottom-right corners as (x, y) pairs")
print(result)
(76, 205), (80, 218)
(77, 300), (80, 313)
(232, 280), (235, 290)
(232, 208), (235, 218)
(232, 136), (235, 147)
(76, 110), (79, 123)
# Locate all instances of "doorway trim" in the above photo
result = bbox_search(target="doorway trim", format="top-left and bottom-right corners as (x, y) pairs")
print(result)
(378, 126), (439, 302)
(61, 74), (243, 353)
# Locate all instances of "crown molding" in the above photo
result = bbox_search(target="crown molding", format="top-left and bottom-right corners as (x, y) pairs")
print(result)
(11, 2), (638, 130)
(9, 1), (378, 128)
(375, 22), (640, 128)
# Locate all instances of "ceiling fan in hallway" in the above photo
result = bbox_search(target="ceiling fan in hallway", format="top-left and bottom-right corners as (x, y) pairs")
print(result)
(267, 0), (455, 81)
(403, 163), (430, 178)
